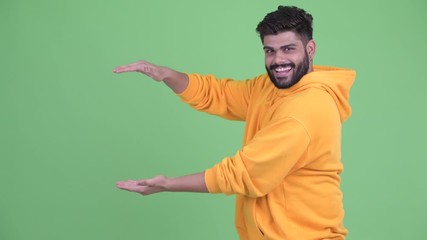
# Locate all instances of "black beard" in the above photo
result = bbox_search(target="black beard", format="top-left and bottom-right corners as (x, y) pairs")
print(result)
(266, 51), (310, 89)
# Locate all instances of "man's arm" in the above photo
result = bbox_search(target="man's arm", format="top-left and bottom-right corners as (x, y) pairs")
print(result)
(113, 60), (189, 94)
(205, 117), (310, 198)
(116, 172), (208, 196)
(114, 60), (254, 121)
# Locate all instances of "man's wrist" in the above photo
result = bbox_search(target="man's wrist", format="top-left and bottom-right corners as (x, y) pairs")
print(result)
(162, 69), (189, 94)
(161, 176), (173, 192)
(160, 67), (173, 82)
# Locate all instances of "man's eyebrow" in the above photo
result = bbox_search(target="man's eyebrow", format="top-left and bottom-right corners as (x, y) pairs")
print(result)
(280, 43), (297, 49)
(263, 43), (297, 50)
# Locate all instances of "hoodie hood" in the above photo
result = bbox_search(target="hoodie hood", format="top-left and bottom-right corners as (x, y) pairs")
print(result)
(277, 65), (356, 122)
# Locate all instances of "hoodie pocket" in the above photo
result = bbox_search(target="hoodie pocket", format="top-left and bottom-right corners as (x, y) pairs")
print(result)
(253, 201), (267, 239)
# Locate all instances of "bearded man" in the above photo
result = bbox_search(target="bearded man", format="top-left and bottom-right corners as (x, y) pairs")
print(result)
(115, 6), (355, 240)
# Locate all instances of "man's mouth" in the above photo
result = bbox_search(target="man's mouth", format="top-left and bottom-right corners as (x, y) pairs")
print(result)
(271, 64), (294, 77)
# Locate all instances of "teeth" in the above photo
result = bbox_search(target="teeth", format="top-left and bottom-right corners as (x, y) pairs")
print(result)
(275, 66), (292, 72)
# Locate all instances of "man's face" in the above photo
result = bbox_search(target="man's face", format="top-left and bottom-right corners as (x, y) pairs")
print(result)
(263, 31), (313, 89)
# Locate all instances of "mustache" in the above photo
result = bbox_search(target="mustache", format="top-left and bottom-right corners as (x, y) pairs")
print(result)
(269, 63), (295, 71)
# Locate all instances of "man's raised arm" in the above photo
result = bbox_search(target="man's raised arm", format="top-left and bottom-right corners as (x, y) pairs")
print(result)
(113, 60), (189, 94)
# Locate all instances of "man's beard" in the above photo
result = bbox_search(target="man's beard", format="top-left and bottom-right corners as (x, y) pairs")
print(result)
(266, 51), (310, 89)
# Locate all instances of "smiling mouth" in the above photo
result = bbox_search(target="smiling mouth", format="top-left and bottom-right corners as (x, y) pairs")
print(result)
(275, 65), (292, 73)
(271, 64), (294, 76)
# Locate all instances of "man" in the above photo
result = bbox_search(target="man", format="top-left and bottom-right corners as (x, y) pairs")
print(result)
(114, 6), (355, 240)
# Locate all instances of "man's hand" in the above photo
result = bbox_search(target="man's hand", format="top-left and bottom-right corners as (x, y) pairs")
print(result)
(113, 60), (166, 82)
(116, 172), (208, 196)
(113, 60), (189, 93)
(116, 175), (169, 196)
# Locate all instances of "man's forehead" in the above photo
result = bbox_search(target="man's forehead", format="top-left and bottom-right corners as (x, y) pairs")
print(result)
(263, 31), (303, 47)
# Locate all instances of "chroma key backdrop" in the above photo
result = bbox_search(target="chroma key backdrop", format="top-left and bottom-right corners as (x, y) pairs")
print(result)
(1, 0), (426, 239)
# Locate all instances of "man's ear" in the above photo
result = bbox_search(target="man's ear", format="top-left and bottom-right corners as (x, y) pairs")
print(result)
(306, 40), (316, 61)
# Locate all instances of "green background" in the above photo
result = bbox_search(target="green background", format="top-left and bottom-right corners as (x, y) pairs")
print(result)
(1, 0), (426, 239)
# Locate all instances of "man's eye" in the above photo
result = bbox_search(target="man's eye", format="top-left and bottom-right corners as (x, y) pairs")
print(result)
(265, 49), (274, 54)
(284, 47), (294, 52)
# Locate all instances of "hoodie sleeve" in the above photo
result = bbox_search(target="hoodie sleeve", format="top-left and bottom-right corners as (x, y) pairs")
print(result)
(204, 117), (310, 197)
(178, 74), (254, 121)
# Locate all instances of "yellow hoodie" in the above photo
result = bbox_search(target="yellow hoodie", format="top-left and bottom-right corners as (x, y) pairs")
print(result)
(179, 66), (356, 240)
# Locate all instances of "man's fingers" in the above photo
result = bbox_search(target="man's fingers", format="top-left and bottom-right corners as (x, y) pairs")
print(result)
(113, 61), (152, 74)
(113, 64), (138, 73)
(116, 180), (137, 190)
(117, 185), (139, 192)
(116, 178), (164, 196)
(116, 182), (151, 195)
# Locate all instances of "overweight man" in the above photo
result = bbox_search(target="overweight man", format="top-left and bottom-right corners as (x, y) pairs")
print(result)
(115, 5), (355, 240)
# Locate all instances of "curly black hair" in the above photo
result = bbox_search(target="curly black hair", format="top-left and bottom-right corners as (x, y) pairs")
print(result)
(256, 6), (313, 44)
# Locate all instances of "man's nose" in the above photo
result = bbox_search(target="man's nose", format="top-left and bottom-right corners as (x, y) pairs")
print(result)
(273, 51), (287, 64)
